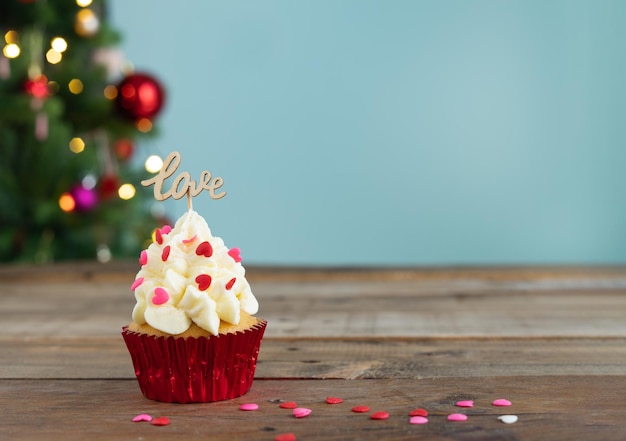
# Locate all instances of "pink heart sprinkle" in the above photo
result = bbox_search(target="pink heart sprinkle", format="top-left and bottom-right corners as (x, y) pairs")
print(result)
(409, 416), (429, 425)
(182, 234), (197, 245)
(161, 225), (172, 235)
(456, 400), (474, 408)
(493, 399), (512, 407)
(139, 250), (148, 266)
(131, 277), (144, 291)
(228, 247), (242, 263)
(447, 413), (468, 422)
(293, 407), (312, 418)
(239, 403), (259, 411)
(132, 413), (152, 422)
(152, 287), (169, 305)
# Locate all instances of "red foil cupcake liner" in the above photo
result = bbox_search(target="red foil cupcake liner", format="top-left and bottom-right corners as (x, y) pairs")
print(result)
(121, 320), (266, 403)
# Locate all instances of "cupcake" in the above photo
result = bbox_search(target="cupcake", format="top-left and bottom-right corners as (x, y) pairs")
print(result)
(122, 208), (266, 403)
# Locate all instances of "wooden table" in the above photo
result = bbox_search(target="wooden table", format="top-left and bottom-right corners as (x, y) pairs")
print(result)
(2, 263), (626, 440)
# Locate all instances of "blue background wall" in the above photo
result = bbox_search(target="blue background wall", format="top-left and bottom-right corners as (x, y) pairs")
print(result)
(110, 0), (626, 266)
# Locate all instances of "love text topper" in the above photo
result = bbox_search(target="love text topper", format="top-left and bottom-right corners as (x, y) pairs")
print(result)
(141, 151), (226, 209)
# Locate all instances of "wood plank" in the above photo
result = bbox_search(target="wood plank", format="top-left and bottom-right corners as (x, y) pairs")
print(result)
(2, 279), (625, 338)
(2, 337), (625, 380)
(1, 376), (625, 441)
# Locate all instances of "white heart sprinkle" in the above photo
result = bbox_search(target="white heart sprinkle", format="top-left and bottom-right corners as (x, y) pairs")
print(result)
(498, 414), (518, 424)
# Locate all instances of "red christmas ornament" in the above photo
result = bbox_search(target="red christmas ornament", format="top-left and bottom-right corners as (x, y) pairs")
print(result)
(113, 138), (134, 160)
(115, 72), (165, 120)
(99, 174), (120, 200)
(24, 75), (49, 99)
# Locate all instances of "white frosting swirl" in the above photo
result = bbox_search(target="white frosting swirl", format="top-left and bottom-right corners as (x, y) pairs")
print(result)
(131, 209), (258, 336)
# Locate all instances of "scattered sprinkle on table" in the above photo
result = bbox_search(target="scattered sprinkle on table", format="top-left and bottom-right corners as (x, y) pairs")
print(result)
(409, 416), (429, 425)
(493, 398), (512, 407)
(351, 405), (370, 413)
(326, 396), (344, 404)
(239, 403), (259, 411)
(275, 433), (297, 441)
(279, 401), (298, 409)
(456, 400), (474, 408)
(293, 407), (312, 418)
(409, 408), (428, 417)
(498, 415), (519, 424)
(370, 411), (390, 420)
(447, 413), (468, 422)
(132, 413), (152, 422)
(151, 417), (170, 426)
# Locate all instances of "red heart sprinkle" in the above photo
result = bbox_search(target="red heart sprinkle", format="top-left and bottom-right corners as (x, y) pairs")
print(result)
(228, 247), (242, 262)
(351, 405), (370, 413)
(155, 228), (163, 244)
(370, 411), (389, 420)
(161, 245), (171, 262)
(279, 401), (298, 409)
(225, 277), (236, 290)
(151, 416), (170, 426)
(195, 274), (212, 291)
(275, 434), (296, 441)
(196, 241), (213, 257)
(409, 408), (428, 417)
(326, 397), (343, 404)
(182, 234), (197, 245)
(152, 287), (169, 305)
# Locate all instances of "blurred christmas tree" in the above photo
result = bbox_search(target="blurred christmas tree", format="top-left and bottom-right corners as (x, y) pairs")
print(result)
(0, 0), (167, 263)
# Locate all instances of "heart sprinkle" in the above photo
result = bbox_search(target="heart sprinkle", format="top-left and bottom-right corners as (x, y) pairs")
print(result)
(195, 274), (212, 291)
(239, 403), (259, 411)
(351, 405), (370, 413)
(161, 245), (171, 262)
(151, 416), (170, 426)
(409, 416), (429, 425)
(498, 414), (519, 424)
(447, 413), (468, 422)
(182, 234), (197, 245)
(228, 247), (242, 263)
(293, 407), (312, 418)
(195, 241), (213, 257)
(132, 413), (152, 422)
(155, 228), (163, 245)
(409, 408), (428, 417)
(139, 250), (148, 266)
(161, 225), (172, 235)
(130, 277), (144, 291)
(493, 398), (512, 407)
(370, 411), (390, 420)
(225, 277), (236, 290)
(275, 434), (296, 441)
(279, 401), (298, 409)
(326, 397), (343, 404)
(456, 400), (474, 408)
(152, 287), (169, 305)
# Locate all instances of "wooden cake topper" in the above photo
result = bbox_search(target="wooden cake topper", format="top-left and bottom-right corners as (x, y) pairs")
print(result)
(141, 151), (226, 209)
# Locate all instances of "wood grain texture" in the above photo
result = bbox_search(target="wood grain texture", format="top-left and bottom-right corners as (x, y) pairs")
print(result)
(2, 376), (625, 441)
(2, 337), (625, 380)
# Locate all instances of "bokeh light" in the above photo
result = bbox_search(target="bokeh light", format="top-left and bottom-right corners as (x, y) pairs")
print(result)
(118, 183), (136, 200)
(145, 155), (163, 173)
